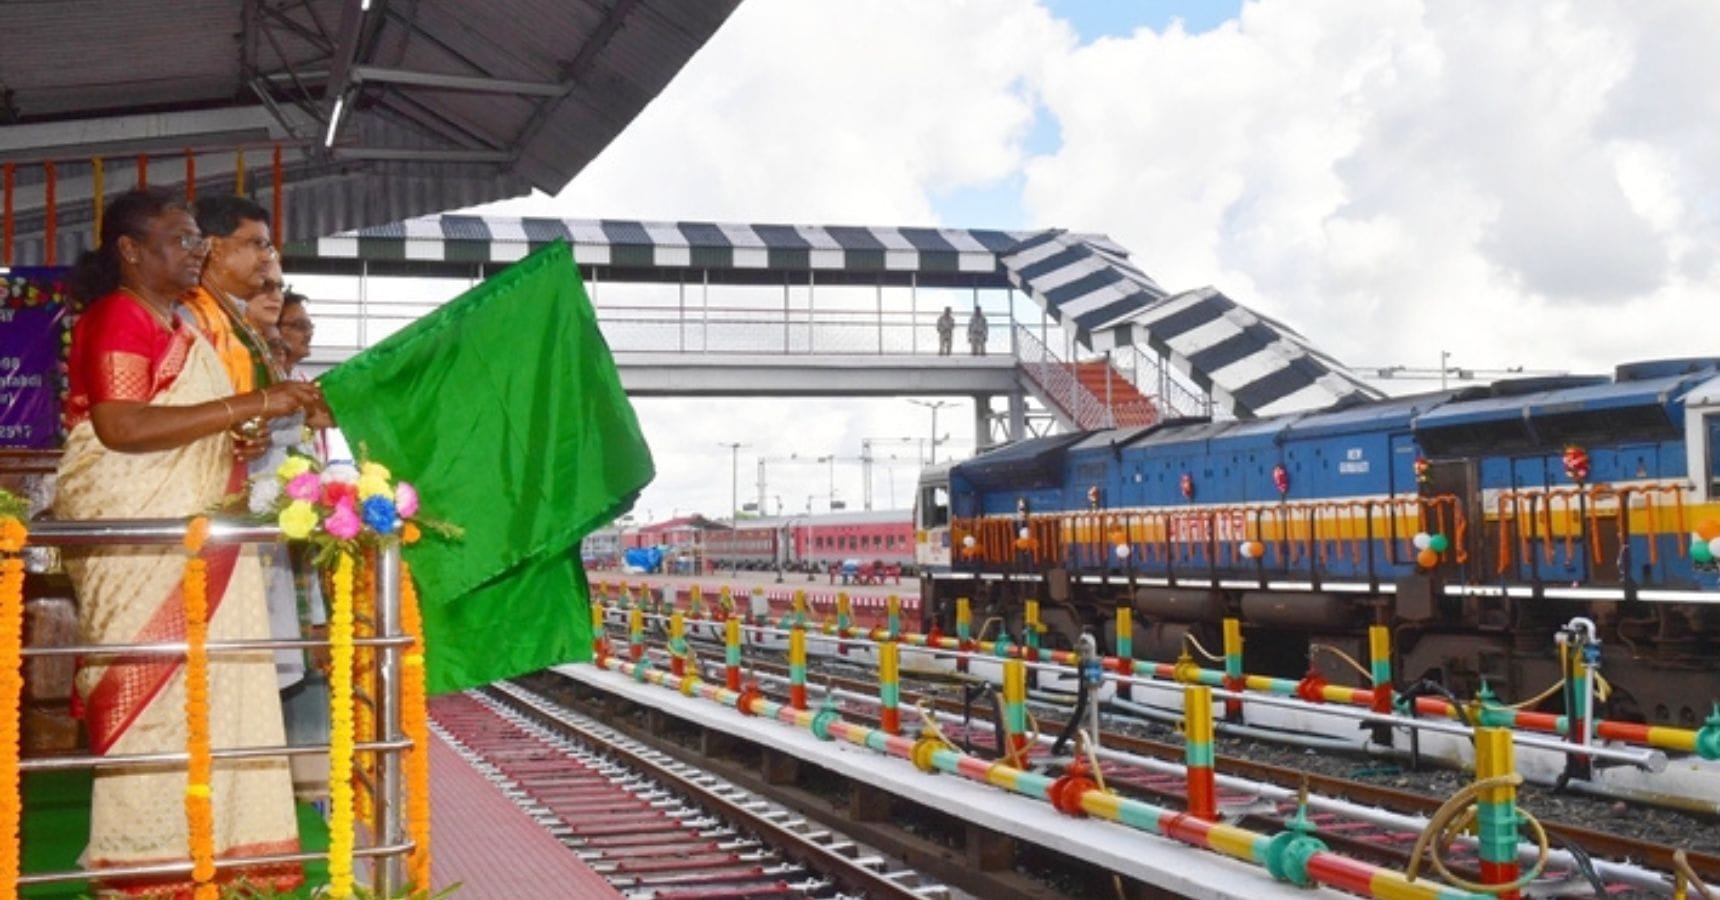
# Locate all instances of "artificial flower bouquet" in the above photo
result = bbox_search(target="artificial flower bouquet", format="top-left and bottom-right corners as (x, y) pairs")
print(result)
(248, 453), (457, 563)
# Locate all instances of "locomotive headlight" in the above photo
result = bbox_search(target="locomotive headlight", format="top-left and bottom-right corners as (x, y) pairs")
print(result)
(962, 535), (976, 548)
(1115, 544), (1132, 559)
(1018, 527), (1031, 540)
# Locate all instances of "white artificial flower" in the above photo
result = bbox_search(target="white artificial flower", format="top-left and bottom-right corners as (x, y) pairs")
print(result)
(322, 462), (361, 485)
(248, 475), (282, 516)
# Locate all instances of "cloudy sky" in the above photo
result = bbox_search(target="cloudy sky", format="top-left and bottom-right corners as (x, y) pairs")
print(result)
(471, 0), (1720, 524)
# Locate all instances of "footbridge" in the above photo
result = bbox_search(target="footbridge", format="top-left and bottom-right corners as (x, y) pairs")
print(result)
(283, 214), (1382, 444)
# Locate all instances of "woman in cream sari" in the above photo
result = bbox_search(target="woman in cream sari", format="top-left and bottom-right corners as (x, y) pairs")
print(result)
(55, 188), (323, 896)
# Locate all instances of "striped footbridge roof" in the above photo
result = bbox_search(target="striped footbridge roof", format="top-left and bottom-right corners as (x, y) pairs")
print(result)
(293, 215), (1379, 419)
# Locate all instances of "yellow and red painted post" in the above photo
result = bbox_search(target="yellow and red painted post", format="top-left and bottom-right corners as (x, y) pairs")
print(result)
(955, 597), (972, 674)
(628, 605), (644, 663)
(668, 610), (686, 678)
(1002, 657), (1030, 761)
(836, 591), (852, 632)
(1024, 598), (1042, 690)
(718, 584), (733, 621)
(1115, 602), (1134, 702)
(792, 588), (807, 626)
(789, 623), (808, 710)
(1222, 617), (1245, 720)
(1474, 726), (1522, 899)
(1184, 685), (1217, 821)
(688, 584), (704, 619)
(880, 640), (901, 734)
(724, 616), (742, 691)
(1367, 624), (1394, 744)
(620, 581), (635, 610)
(886, 594), (901, 639)
(591, 600), (608, 666)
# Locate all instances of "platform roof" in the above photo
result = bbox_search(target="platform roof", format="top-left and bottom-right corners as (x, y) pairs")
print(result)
(0, 0), (741, 263)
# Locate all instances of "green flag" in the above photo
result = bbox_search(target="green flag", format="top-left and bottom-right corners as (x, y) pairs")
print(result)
(319, 241), (653, 694)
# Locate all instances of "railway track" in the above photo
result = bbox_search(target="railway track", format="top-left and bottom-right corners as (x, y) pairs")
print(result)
(430, 686), (955, 899)
(658, 649), (1720, 895)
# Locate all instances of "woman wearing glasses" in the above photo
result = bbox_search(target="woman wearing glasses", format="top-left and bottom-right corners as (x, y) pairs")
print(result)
(56, 187), (320, 894)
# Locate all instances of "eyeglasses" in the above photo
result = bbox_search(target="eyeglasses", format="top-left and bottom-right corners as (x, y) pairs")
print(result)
(172, 234), (211, 252)
(279, 320), (315, 334)
(238, 236), (278, 256)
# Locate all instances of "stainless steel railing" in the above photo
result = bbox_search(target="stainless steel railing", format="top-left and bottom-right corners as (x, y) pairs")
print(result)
(13, 518), (409, 895)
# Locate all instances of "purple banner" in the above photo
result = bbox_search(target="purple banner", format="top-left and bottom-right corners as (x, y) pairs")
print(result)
(1, 269), (72, 449)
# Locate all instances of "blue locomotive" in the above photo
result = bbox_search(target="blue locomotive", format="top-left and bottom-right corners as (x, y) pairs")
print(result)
(915, 358), (1720, 730)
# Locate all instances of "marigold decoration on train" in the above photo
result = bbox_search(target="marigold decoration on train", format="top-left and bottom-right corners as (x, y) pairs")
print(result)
(1413, 455), (1431, 486)
(1179, 471), (1195, 501)
(1272, 463), (1291, 496)
(960, 534), (981, 559)
(1562, 444), (1590, 484)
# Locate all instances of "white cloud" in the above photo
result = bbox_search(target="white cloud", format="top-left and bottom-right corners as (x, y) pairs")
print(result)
(465, 0), (1720, 523)
(1025, 0), (1720, 372)
(477, 0), (1063, 522)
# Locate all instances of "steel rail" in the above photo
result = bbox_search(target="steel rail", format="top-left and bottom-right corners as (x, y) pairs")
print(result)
(482, 681), (935, 900)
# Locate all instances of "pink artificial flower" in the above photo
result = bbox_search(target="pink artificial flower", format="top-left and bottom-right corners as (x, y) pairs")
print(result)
(395, 481), (420, 518)
(325, 498), (362, 541)
(286, 471), (322, 503)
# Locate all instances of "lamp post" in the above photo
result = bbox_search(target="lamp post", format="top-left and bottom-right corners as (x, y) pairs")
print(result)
(716, 441), (749, 523)
(907, 399), (954, 464)
(817, 454), (837, 511)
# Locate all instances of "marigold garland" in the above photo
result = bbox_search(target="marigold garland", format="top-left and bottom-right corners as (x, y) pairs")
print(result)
(0, 515), (28, 896)
(326, 551), (358, 898)
(399, 560), (432, 892)
(352, 554), (376, 828)
(180, 517), (217, 899)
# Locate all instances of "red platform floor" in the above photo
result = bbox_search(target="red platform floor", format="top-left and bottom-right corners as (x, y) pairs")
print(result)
(429, 727), (620, 898)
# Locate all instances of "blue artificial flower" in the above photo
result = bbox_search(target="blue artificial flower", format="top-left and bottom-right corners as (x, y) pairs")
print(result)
(361, 494), (400, 535)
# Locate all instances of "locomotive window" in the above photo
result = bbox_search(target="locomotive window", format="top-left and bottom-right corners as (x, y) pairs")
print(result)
(919, 485), (950, 528)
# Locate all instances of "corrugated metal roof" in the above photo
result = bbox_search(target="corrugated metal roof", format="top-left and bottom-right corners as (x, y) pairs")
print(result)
(0, 0), (742, 262)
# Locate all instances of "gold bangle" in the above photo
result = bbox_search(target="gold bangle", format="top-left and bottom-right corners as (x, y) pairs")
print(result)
(219, 398), (234, 427)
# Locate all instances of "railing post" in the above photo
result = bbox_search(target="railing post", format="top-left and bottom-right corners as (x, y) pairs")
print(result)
(1002, 657), (1030, 761)
(1222, 617), (1245, 721)
(879, 640), (901, 734)
(629, 606), (644, 662)
(1115, 601), (1133, 702)
(955, 596), (971, 674)
(669, 610), (686, 678)
(1474, 726), (1522, 899)
(1184, 684), (1216, 821)
(373, 543), (405, 896)
(725, 616), (742, 691)
(789, 624), (807, 710)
